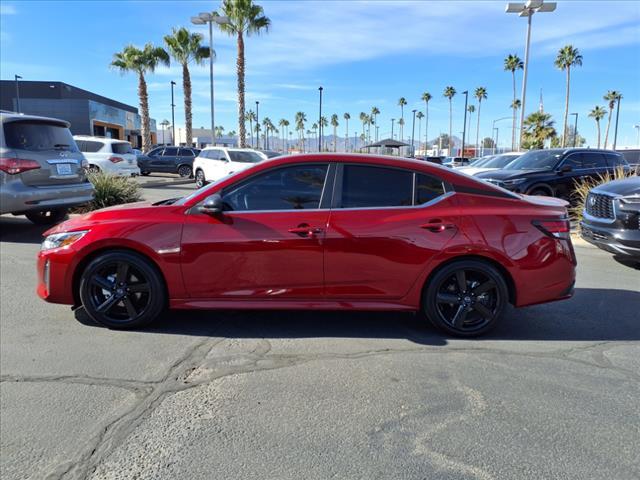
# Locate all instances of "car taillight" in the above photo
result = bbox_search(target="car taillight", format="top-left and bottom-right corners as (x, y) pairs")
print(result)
(533, 219), (570, 239)
(109, 156), (124, 163)
(0, 157), (41, 175)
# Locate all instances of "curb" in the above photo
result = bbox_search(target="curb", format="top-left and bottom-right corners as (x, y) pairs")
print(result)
(137, 178), (194, 188)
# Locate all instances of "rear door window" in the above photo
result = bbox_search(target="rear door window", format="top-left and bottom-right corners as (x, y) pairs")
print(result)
(562, 154), (582, 170)
(111, 142), (133, 155)
(4, 121), (78, 152)
(78, 140), (104, 153)
(415, 174), (445, 204)
(163, 147), (179, 156)
(340, 165), (413, 208)
(582, 152), (607, 169)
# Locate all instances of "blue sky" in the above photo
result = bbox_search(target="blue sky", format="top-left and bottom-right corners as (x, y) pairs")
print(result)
(1, 0), (639, 147)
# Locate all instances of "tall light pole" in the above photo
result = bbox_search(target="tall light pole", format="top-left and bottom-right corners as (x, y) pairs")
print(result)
(491, 116), (511, 155)
(318, 86), (323, 152)
(170, 81), (176, 146)
(570, 112), (578, 147)
(506, 0), (557, 150)
(613, 96), (622, 150)
(191, 12), (230, 147)
(635, 125), (640, 147)
(493, 127), (500, 155)
(461, 91), (469, 157)
(411, 109), (417, 157)
(255, 101), (259, 150)
(391, 118), (395, 139)
(14, 75), (22, 113)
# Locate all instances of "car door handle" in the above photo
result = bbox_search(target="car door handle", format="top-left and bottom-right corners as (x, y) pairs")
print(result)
(420, 220), (456, 232)
(288, 224), (324, 237)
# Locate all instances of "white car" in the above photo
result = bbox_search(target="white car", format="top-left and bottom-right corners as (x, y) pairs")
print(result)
(457, 152), (521, 176)
(74, 136), (140, 176)
(193, 147), (264, 188)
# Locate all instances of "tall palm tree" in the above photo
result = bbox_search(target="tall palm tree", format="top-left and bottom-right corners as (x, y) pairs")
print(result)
(245, 110), (256, 147)
(522, 111), (557, 150)
(467, 105), (476, 146)
(278, 118), (288, 151)
(311, 123), (318, 150)
(295, 111), (306, 151)
(555, 44), (583, 147)
(159, 119), (170, 145)
(319, 116), (328, 151)
(397, 118), (405, 144)
(343, 112), (351, 151)
(511, 99), (521, 145)
(504, 54), (523, 150)
(474, 87), (487, 151)
(371, 106), (380, 141)
(359, 112), (367, 140)
(421, 92), (432, 149)
(603, 90), (621, 149)
(216, 0), (270, 147)
(330, 114), (339, 152)
(164, 27), (210, 148)
(214, 125), (225, 138)
(416, 111), (424, 151)
(443, 86), (456, 152)
(397, 97), (407, 141)
(589, 106), (607, 148)
(110, 44), (169, 152)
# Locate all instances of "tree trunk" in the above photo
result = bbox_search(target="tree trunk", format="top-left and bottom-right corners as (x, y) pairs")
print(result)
(400, 106), (404, 142)
(248, 119), (253, 148)
(417, 118), (422, 152)
(476, 100), (481, 152)
(596, 120), (601, 148)
(236, 33), (246, 147)
(425, 101), (429, 151)
(138, 72), (152, 152)
(562, 67), (570, 148)
(182, 63), (193, 148)
(511, 71), (517, 151)
(448, 99), (452, 154)
(345, 119), (349, 152)
(603, 108), (613, 149)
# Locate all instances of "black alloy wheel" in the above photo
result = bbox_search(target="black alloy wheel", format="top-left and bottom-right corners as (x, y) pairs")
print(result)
(423, 260), (508, 337)
(195, 169), (206, 189)
(79, 251), (165, 329)
(25, 208), (68, 225)
(178, 165), (192, 178)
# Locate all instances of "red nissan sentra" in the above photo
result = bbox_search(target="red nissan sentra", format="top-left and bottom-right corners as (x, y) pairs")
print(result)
(37, 154), (576, 337)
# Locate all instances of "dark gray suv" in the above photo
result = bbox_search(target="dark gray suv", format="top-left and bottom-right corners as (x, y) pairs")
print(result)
(137, 146), (200, 177)
(0, 112), (94, 224)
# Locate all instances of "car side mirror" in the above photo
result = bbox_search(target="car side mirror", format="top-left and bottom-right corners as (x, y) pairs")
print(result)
(558, 164), (572, 173)
(198, 194), (224, 215)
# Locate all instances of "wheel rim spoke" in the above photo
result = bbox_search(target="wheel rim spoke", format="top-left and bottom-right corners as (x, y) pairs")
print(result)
(123, 297), (138, 318)
(91, 275), (114, 291)
(116, 262), (129, 284)
(455, 270), (467, 293)
(472, 280), (496, 296)
(96, 294), (119, 313)
(437, 293), (460, 304)
(451, 305), (468, 328)
(473, 303), (493, 319)
(128, 283), (150, 293)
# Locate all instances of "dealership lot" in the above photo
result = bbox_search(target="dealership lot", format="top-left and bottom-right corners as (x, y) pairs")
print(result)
(1, 184), (639, 480)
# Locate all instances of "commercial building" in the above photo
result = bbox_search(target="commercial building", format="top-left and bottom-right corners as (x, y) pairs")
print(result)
(0, 80), (156, 148)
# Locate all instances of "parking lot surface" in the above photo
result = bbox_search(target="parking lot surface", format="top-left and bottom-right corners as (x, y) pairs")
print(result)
(1, 184), (639, 480)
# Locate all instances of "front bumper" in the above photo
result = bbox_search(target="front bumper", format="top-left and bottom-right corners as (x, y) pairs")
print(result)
(580, 221), (640, 258)
(1, 181), (95, 215)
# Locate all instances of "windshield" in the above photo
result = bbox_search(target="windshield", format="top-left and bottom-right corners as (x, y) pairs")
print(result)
(482, 154), (520, 169)
(470, 156), (495, 167)
(228, 151), (263, 163)
(4, 120), (79, 152)
(506, 150), (563, 170)
(112, 142), (133, 154)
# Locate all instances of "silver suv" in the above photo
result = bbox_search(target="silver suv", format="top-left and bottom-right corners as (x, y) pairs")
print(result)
(0, 112), (94, 224)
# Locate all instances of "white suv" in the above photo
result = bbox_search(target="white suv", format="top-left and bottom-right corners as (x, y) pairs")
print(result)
(74, 136), (140, 176)
(193, 147), (264, 188)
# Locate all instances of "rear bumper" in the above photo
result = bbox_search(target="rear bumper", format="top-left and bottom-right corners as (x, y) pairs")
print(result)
(1, 181), (95, 214)
(580, 222), (640, 259)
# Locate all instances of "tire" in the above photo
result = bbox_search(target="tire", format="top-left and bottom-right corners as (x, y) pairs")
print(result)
(140, 171), (150, 176)
(529, 188), (550, 196)
(79, 251), (165, 329)
(88, 165), (100, 174)
(177, 165), (192, 178)
(25, 208), (68, 225)
(422, 259), (508, 337)
(195, 169), (207, 189)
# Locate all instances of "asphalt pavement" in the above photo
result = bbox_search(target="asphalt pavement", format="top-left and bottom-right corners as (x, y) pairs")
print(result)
(1, 184), (639, 480)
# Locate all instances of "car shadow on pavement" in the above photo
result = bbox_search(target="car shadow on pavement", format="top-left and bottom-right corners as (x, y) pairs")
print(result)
(0, 217), (49, 244)
(74, 287), (640, 345)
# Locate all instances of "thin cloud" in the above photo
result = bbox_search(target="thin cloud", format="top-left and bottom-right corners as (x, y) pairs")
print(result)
(0, 4), (16, 15)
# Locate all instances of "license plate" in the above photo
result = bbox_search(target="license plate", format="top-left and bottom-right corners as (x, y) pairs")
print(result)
(56, 163), (73, 175)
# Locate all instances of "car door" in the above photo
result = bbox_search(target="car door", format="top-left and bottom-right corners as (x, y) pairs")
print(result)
(552, 153), (584, 200)
(178, 148), (195, 170)
(180, 163), (333, 299)
(323, 164), (458, 299)
(157, 147), (179, 172)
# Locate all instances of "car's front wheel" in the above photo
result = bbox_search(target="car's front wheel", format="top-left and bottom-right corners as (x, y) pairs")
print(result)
(140, 171), (150, 176)
(177, 165), (192, 178)
(195, 169), (207, 189)
(79, 251), (165, 329)
(423, 260), (508, 337)
(25, 208), (68, 225)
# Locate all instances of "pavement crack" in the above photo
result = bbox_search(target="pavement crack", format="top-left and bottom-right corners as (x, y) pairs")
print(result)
(0, 374), (153, 394)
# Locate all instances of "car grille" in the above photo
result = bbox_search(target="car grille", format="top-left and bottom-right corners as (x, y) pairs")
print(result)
(585, 193), (615, 219)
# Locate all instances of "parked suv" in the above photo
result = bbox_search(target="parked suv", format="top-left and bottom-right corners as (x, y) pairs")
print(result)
(193, 147), (264, 188)
(1, 112), (94, 224)
(74, 136), (139, 177)
(442, 156), (470, 168)
(476, 148), (628, 200)
(580, 176), (640, 264)
(136, 146), (200, 177)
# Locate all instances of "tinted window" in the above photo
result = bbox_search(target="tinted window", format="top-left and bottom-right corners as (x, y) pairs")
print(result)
(4, 121), (78, 152)
(79, 140), (104, 153)
(179, 148), (194, 157)
(222, 164), (328, 211)
(620, 150), (640, 165)
(562, 154), (582, 169)
(508, 149), (563, 170)
(415, 174), (445, 204)
(605, 153), (627, 167)
(228, 151), (263, 163)
(163, 147), (178, 156)
(581, 153), (607, 169)
(341, 165), (412, 208)
(205, 149), (224, 160)
(111, 142), (133, 155)
(148, 147), (164, 156)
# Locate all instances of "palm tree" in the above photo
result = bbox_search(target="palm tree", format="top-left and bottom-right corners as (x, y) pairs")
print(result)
(555, 45), (583, 147)
(110, 44), (169, 152)
(397, 97), (407, 141)
(397, 118), (405, 144)
(421, 92), (432, 149)
(589, 106), (607, 148)
(443, 86), (456, 152)
(330, 114), (339, 152)
(603, 90), (622, 149)
(245, 110), (256, 147)
(319, 116), (328, 151)
(467, 105), (476, 147)
(504, 54), (523, 150)
(416, 111), (424, 151)
(522, 111), (557, 150)
(159, 119), (170, 145)
(359, 112), (367, 140)
(295, 111), (306, 151)
(311, 123), (318, 150)
(474, 87), (487, 151)
(216, 0), (270, 147)
(371, 106), (380, 141)
(214, 125), (225, 138)
(164, 27), (210, 148)
(343, 113), (351, 151)
(278, 118), (288, 151)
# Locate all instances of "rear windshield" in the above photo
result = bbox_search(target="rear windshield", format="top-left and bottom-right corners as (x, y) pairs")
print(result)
(228, 151), (263, 163)
(4, 120), (78, 152)
(111, 142), (133, 154)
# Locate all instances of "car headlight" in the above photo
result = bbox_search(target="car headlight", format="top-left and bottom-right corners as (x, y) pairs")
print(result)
(41, 230), (89, 251)
(502, 178), (526, 186)
(619, 194), (640, 205)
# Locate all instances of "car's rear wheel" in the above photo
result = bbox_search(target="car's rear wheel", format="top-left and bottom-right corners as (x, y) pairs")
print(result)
(88, 165), (100, 174)
(195, 169), (207, 188)
(529, 188), (550, 196)
(423, 260), (508, 337)
(177, 165), (192, 178)
(25, 208), (68, 225)
(140, 171), (150, 176)
(79, 251), (165, 329)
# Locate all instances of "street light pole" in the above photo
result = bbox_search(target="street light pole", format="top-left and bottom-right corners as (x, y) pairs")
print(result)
(613, 96), (621, 150)
(461, 91), (469, 157)
(493, 127), (499, 155)
(635, 125), (640, 147)
(170, 81), (176, 146)
(318, 87), (323, 152)
(506, 0), (557, 150)
(391, 118), (395, 139)
(14, 75), (22, 114)
(411, 109), (417, 157)
(491, 116), (511, 155)
(570, 112), (578, 147)
(255, 101), (259, 150)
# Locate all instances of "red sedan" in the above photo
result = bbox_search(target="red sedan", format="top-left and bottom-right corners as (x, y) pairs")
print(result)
(37, 154), (576, 337)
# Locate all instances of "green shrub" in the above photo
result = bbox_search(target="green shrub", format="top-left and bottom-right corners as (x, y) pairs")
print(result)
(74, 172), (142, 213)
